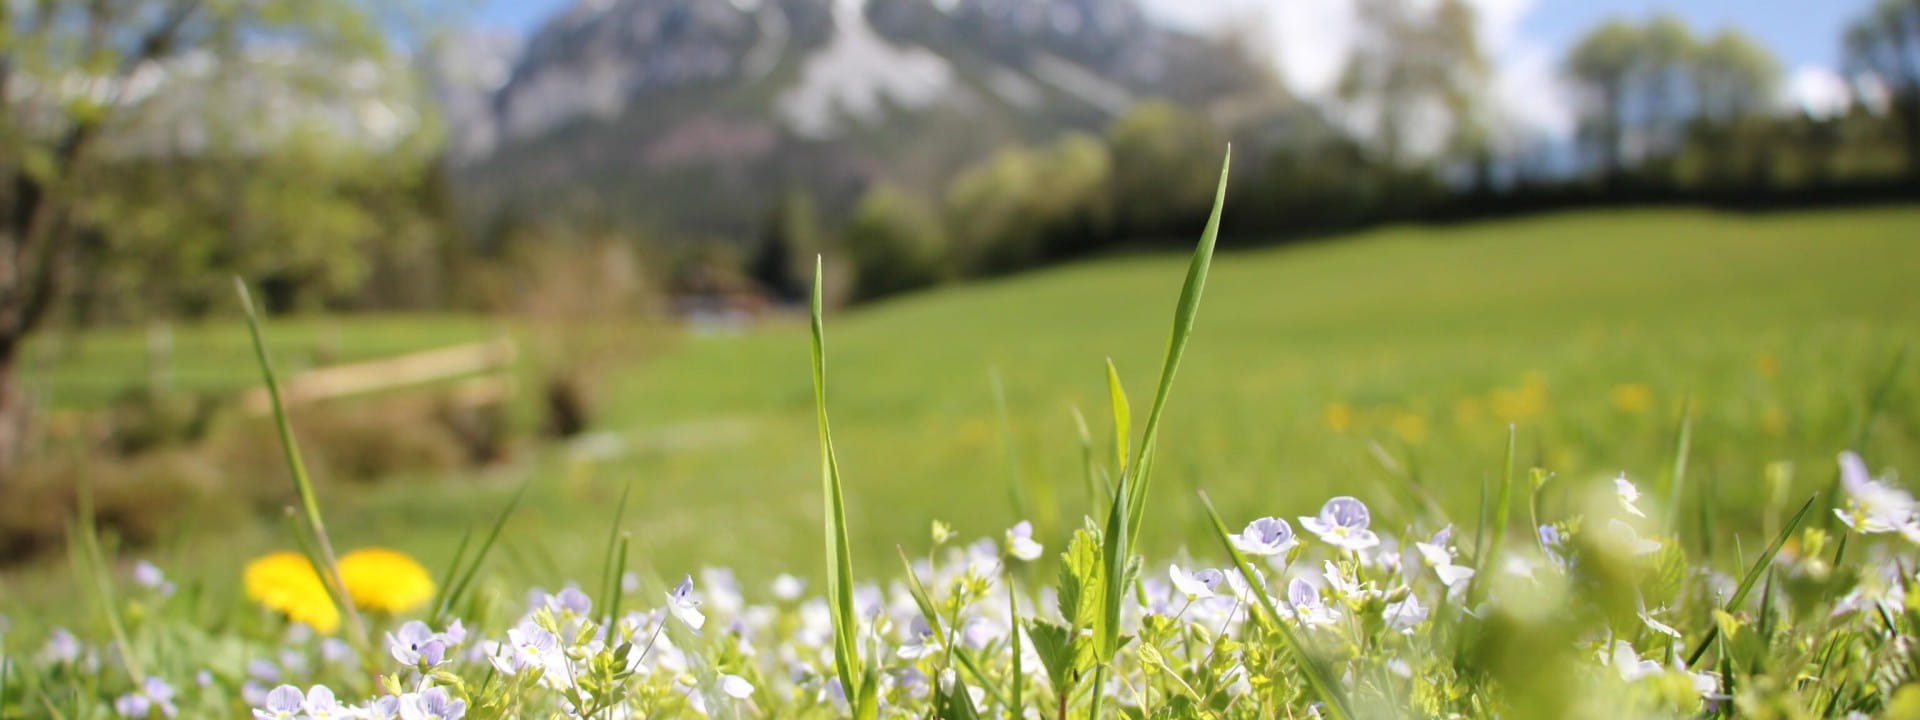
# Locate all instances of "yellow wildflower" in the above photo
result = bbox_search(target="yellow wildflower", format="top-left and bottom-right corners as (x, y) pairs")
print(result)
(1323, 402), (1353, 433)
(243, 552), (340, 634)
(1390, 412), (1427, 445)
(1610, 383), (1653, 414)
(338, 548), (434, 614)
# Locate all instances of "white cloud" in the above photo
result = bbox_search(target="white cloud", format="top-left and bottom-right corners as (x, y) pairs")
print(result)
(1784, 65), (1851, 119)
(1140, 0), (1575, 143)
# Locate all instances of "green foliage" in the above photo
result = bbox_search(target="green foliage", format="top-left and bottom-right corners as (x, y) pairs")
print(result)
(843, 184), (950, 301)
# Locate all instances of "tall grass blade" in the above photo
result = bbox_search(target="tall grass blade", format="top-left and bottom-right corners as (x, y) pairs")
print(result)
(1122, 147), (1231, 538)
(1200, 491), (1352, 719)
(1664, 394), (1693, 533)
(1469, 426), (1516, 606)
(1686, 494), (1816, 667)
(1105, 359), (1131, 476)
(437, 471), (536, 621)
(234, 278), (369, 650)
(810, 256), (871, 719)
(72, 477), (142, 681)
(428, 529), (473, 622)
(991, 367), (1030, 520)
(600, 477), (636, 627)
(1824, 346), (1907, 539)
(1070, 405), (1110, 508)
(1008, 579), (1023, 713)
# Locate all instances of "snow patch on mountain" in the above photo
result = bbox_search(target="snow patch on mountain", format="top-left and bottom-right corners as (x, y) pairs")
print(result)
(775, 0), (954, 139)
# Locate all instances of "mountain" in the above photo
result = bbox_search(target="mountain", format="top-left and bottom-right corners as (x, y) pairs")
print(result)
(445, 0), (1284, 241)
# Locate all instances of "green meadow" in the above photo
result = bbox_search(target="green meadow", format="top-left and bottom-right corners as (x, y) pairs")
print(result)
(8, 205), (1918, 615)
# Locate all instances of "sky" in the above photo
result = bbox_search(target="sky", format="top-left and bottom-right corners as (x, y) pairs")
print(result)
(470, 0), (1876, 138)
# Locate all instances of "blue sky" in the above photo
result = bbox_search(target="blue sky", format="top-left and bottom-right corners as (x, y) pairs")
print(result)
(467, 0), (1873, 134)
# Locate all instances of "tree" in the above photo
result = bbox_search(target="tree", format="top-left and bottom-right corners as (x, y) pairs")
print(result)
(843, 184), (948, 301)
(1105, 102), (1223, 238)
(0, 1), (402, 475)
(1567, 19), (1645, 182)
(1334, 0), (1490, 169)
(1844, 0), (1920, 179)
(1688, 29), (1780, 185)
(1693, 30), (1780, 123)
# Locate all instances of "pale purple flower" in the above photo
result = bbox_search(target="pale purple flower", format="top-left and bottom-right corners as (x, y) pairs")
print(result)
(132, 561), (175, 597)
(398, 687), (465, 720)
(1231, 517), (1297, 556)
(388, 621), (448, 668)
(363, 696), (401, 720)
(1834, 451), (1918, 536)
(1606, 519), (1662, 556)
(1287, 578), (1339, 627)
(1223, 567), (1269, 604)
(494, 622), (558, 675)
(720, 673), (754, 699)
(1005, 521), (1044, 562)
(1614, 474), (1647, 518)
(253, 684), (305, 720)
(114, 677), (177, 718)
(667, 575), (706, 630)
(303, 685), (346, 720)
(1602, 640), (1664, 682)
(40, 628), (80, 665)
(320, 638), (354, 665)
(555, 586), (592, 615)
(1414, 526), (1476, 588)
(771, 574), (806, 601)
(246, 658), (280, 682)
(897, 616), (940, 659)
(1384, 593), (1428, 632)
(1300, 497), (1380, 551)
(1640, 609), (1681, 638)
(1169, 564), (1224, 600)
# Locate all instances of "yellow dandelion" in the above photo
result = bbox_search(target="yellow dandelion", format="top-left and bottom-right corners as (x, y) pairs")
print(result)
(1761, 407), (1787, 437)
(1610, 383), (1653, 414)
(244, 551), (340, 634)
(1323, 402), (1353, 433)
(1755, 353), (1778, 380)
(338, 548), (434, 614)
(1390, 412), (1427, 445)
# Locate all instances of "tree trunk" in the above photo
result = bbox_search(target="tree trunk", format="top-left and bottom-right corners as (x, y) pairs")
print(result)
(0, 353), (33, 485)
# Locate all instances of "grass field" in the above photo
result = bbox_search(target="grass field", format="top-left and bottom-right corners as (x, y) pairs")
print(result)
(6, 206), (1918, 620)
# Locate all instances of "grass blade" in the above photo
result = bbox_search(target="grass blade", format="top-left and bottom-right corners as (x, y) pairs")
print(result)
(1824, 346), (1907, 542)
(1199, 491), (1352, 719)
(235, 278), (369, 651)
(72, 477), (142, 681)
(437, 471), (536, 621)
(1469, 425), (1516, 606)
(1123, 147), (1231, 538)
(991, 367), (1030, 521)
(1106, 359), (1132, 475)
(810, 256), (870, 718)
(428, 529), (472, 621)
(600, 477), (636, 627)
(1686, 494), (1817, 667)
(1008, 578), (1023, 713)
(1663, 394), (1693, 533)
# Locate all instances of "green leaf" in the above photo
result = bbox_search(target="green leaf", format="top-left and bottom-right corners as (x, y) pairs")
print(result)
(936, 670), (982, 720)
(1106, 359), (1132, 474)
(1024, 620), (1075, 692)
(897, 546), (944, 637)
